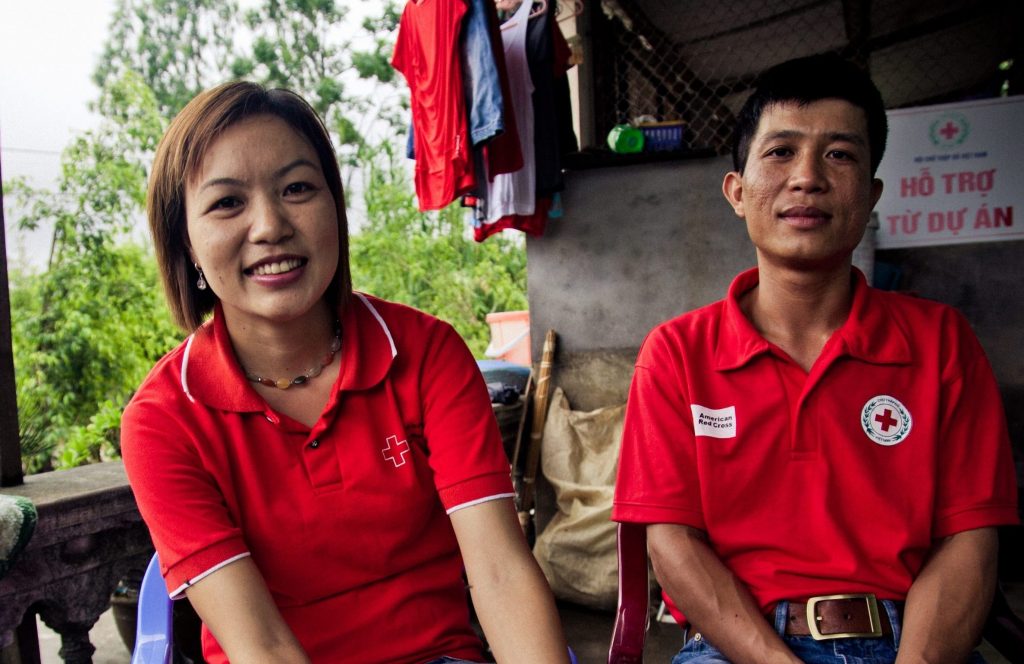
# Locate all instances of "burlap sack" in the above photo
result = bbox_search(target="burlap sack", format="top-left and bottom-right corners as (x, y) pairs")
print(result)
(533, 387), (625, 609)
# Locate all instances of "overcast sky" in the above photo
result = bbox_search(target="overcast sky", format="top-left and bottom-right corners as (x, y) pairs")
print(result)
(0, 0), (118, 267)
(0, 1), (116, 183)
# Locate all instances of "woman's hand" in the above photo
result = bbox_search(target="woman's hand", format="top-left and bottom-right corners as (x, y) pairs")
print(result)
(450, 498), (570, 664)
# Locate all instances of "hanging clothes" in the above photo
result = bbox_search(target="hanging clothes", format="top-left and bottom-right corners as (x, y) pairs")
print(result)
(461, 0), (505, 146)
(477, 0), (524, 178)
(473, 197), (551, 242)
(479, 0), (536, 226)
(401, 0), (522, 182)
(551, 14), (579, 159)
(526, 4), (562, 198)
(392, 0), (475, 211)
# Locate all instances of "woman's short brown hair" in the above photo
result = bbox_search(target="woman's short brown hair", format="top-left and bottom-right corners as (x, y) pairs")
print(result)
(147, 81), (351, 331)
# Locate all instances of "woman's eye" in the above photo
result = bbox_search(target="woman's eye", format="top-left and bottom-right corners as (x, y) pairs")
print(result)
(284, 182), (313, 196)
(210, 196), (240, 211)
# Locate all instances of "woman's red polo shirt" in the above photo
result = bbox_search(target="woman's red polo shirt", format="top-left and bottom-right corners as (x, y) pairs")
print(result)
(122, 294), (514, 663)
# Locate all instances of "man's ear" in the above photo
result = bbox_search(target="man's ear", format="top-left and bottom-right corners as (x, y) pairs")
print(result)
(722, 171), (745, 218)
(870, 178), (884, 209)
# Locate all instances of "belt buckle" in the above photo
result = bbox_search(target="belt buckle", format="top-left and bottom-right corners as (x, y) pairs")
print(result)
(806, 593), (882, 641)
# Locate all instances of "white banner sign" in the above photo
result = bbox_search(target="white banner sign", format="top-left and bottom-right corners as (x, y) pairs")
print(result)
(874, 96), (1023, 248)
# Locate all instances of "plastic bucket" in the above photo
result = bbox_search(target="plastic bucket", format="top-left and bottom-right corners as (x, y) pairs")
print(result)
(484, 311), (531, 366)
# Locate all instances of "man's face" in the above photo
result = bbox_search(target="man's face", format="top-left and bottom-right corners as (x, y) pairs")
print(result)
(722, 99), (883, 272)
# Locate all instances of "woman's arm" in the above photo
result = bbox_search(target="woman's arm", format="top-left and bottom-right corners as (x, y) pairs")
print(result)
(184, 557), (311, 664)
(450, 498), (570, 664)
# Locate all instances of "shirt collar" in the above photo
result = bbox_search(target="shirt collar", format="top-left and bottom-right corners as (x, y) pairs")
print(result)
(714, 267), (912, 371)
(182, 293), (397, 411)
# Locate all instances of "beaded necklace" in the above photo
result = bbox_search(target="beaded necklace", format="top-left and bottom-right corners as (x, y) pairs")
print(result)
(243, 320), (342, 390)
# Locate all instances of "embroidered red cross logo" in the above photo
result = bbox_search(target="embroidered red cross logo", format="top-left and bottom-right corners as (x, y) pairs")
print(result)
(939, 121), (960, 140)
(874, 408), (899, 432)
(381, 435), (410, 467)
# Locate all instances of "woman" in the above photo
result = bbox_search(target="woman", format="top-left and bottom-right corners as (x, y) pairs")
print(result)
(122, 81), (569, 664)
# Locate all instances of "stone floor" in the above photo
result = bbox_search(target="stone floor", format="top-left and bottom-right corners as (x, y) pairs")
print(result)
(36, 583), (1024, 663)
(37, 609), (129, 664)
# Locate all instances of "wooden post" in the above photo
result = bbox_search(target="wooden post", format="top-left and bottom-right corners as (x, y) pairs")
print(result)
(0, 148), (23, 487)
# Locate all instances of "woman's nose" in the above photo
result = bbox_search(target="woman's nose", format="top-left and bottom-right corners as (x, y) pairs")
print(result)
(248, 198), (293, 243)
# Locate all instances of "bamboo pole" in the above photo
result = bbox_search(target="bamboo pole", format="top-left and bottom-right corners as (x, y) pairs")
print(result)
(518, 329), (557, 535)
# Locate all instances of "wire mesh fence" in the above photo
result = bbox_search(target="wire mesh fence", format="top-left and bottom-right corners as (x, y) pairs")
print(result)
(589, 0), (1021, 154)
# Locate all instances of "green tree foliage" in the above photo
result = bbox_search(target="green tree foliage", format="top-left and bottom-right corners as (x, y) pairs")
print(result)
(6, 1), (528, 473)
(93, 0), (240, 118)
(351, 144), (527, 356)
(7, 72), (180, 472)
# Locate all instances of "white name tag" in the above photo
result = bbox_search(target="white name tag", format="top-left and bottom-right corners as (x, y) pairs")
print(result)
(690, 405), (737, 439)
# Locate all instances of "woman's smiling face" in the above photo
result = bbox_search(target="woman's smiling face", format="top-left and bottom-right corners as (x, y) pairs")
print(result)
(185, 114), (340, 329)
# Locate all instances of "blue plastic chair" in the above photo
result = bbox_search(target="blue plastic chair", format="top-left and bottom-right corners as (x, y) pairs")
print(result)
(131, 553), (173, 664)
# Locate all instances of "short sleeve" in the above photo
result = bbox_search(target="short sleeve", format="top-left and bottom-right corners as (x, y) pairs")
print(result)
(391, 8), (411, 74)
(932, 312), (1019, 537)
(418, 323), (514, 512)
(121, 389), (249, 598)
(612, 327), (706, 529)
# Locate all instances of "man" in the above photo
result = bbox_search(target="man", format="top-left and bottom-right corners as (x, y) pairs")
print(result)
(612, 54), (1019, 663)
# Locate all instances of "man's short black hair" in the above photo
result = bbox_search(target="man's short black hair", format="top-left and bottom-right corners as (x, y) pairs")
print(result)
(731, 53), (888, 175)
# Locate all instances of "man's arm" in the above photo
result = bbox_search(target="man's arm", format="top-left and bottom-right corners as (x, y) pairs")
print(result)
(648, 523), (801, 664)
(896, 527), (998, 664)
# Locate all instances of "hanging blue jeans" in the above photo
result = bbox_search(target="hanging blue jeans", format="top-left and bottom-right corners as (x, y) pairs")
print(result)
(460, 0), (505, 145)
(669, 601), (986, 663)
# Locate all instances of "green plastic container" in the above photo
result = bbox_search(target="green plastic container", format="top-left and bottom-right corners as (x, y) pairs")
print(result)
(607, 124), (644, 153)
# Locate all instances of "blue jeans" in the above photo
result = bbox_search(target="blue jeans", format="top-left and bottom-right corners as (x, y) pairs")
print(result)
(670, 601), (986, 663)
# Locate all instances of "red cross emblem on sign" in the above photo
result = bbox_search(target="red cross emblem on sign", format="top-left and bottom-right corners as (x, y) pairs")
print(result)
(938, 121), (960, 141)
(874, 408), (899, 433)
(382, 435), (410, 467)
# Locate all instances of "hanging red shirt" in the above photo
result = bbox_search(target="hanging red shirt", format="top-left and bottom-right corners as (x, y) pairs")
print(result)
(393, 0), (476, 210)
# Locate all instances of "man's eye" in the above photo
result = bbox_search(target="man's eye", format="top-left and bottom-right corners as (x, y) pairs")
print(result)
(766, 147), (792, 157)
(828, 150), (854, 160)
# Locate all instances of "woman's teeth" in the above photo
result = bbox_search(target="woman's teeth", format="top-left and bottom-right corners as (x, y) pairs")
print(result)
(252, 258), (303, 276)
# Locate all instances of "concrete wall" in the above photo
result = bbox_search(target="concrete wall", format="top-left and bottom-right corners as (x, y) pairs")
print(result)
(526, 157), (753, 411)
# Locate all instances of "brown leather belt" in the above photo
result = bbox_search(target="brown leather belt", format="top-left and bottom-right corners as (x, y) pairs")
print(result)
(781, 594), (896, 640)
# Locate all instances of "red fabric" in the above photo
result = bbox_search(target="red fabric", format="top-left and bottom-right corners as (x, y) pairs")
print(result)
(480, 0), (523, 178)
(552, 19), (572, 76)
(392, 0), (476, 210)
(613, 267), (1019, 621)
(122, 295), (513, 664)
(473, 197), (551, 242)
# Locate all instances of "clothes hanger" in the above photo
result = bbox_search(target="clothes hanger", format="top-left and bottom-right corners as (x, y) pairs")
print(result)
(556, 0), (583, 22)
(499, 0), (547, 31)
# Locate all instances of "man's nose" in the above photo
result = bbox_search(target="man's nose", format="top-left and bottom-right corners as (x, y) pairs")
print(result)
(789, 153), (827, 192)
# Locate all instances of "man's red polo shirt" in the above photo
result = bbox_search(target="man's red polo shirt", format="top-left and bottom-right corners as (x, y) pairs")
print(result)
(613, 268), (1018, 614)
(122, 294), (514, 663)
